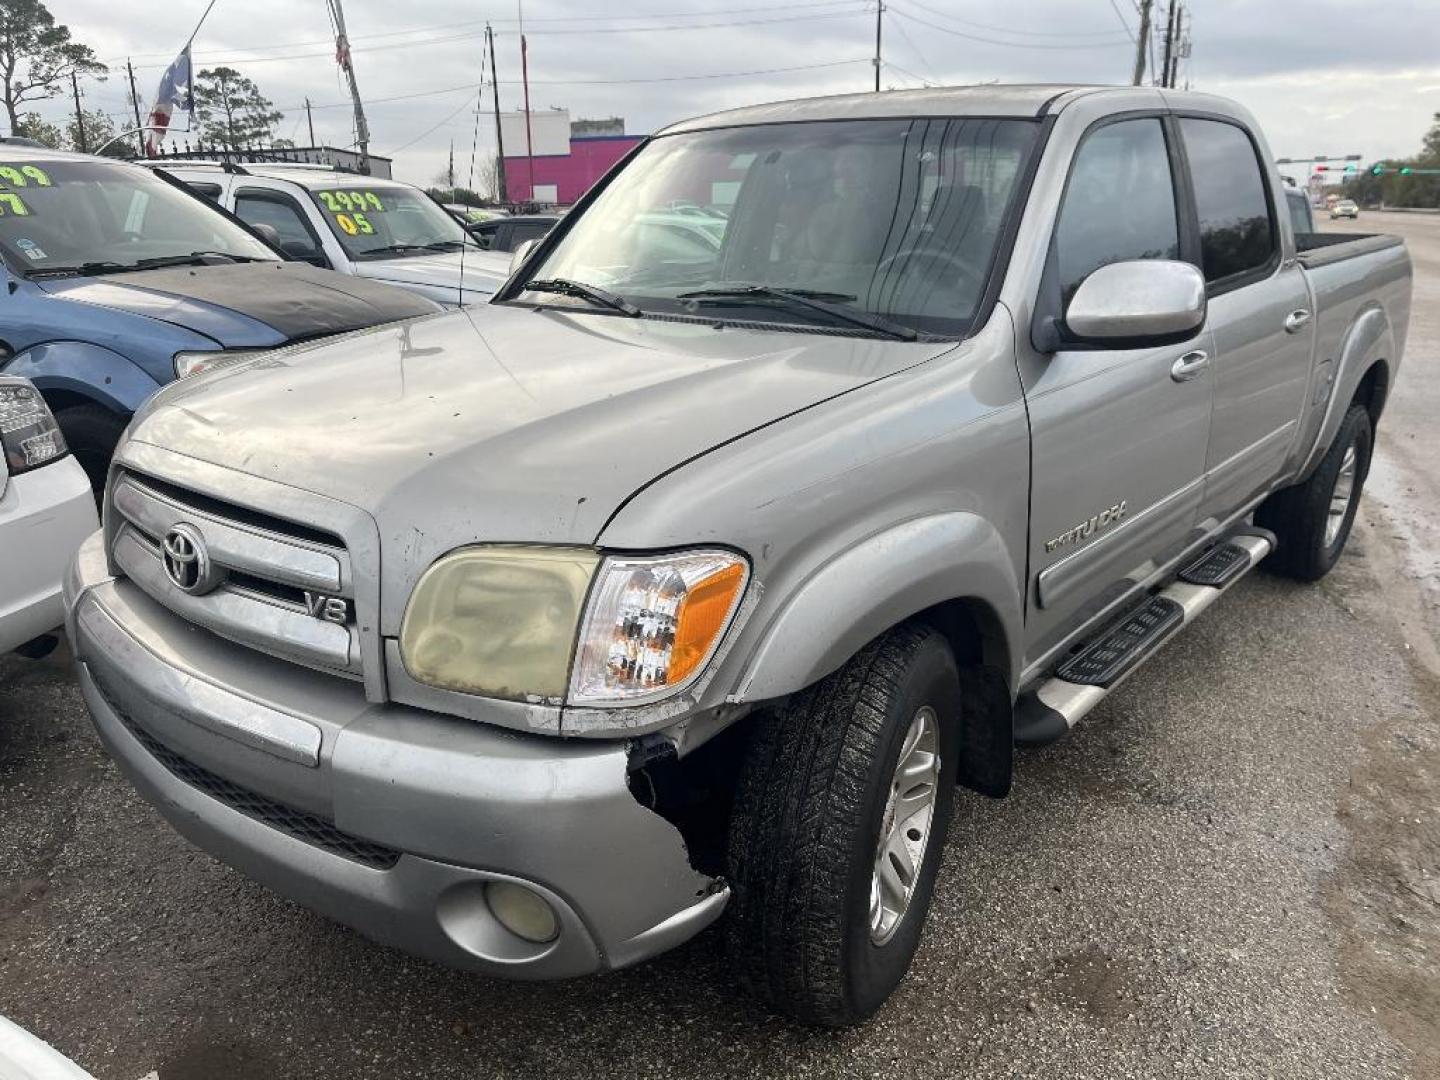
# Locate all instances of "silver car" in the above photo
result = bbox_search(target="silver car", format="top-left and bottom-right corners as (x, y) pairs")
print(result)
(68, 85), (1410, 1026)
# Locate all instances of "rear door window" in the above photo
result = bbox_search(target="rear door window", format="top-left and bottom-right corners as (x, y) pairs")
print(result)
(1179, 118), (1276, 286)
(1053, 117), (1180, 304)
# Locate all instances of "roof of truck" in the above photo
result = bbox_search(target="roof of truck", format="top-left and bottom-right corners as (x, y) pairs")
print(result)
(658, 84), (1251, 136)
(152, 161), (416, 189)
(658, 84), (1093, 135)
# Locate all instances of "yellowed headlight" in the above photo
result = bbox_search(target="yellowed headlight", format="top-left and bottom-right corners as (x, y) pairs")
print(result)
(399, 546), (599, 701)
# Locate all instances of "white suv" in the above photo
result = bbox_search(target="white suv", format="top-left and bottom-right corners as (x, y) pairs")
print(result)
(0, 378), (96, 656)
(156, 162), (512, 307)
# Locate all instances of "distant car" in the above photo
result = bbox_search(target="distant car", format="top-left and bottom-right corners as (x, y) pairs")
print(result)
(444, 202), (507, 225)
(471, 213), (560, 252)
(0, 378), (96, 657)
(0, 147), (440, 490)
(158, 161), (512, 306)
(1331, 199), (1359, 220)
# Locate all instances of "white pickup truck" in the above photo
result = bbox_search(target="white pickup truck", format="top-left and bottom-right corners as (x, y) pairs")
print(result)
(157, 162), (511, 306)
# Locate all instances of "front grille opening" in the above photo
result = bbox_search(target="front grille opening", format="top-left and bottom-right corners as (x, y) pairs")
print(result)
(96, 677), (400, 870)
(123, 470), (343, 550)
(226, 569), (308, 608)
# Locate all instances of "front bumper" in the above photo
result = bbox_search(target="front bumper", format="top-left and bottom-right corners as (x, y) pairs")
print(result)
(65, 532), (725, 978)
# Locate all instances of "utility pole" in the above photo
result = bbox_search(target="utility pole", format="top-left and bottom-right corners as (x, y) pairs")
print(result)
(447, 139), (455, 189)
(1131, 0), (1153, 86)
(327, 0), (370, 173)
(304, 97), (315, 146)
(520, 30), (534, 203)
(1160, 2), (1178, 88)
(126, 59), (144, 155)
(486, 24), (507, 202)
(873, 1), (884, 92)
(70, 72), (87, 153)
(1172, 7), (1188, 89)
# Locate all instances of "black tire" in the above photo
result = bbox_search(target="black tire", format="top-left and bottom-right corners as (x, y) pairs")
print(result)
(54, 404), (127, 497)
(1256, 403), (1372, 582)
(725, 623), (961, 1027)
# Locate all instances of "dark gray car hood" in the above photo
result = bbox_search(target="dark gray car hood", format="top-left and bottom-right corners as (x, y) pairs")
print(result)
(40, 261), (439, 346)
(130, 304), (945, 596)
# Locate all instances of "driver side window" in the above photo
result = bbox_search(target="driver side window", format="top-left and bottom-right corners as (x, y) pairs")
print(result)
(1055, 118), (1180, 304)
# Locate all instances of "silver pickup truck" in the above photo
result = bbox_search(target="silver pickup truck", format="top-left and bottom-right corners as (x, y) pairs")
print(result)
(64, 85), (1411, 1026)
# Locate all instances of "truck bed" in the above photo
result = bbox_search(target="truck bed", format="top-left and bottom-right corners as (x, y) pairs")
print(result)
(1295, 231), (1403, 268)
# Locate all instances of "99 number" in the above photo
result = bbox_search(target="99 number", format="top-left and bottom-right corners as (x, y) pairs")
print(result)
(317, 190), (385, 214)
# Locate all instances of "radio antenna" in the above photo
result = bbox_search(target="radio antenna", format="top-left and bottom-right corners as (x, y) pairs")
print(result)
(457, 35), (489, 308)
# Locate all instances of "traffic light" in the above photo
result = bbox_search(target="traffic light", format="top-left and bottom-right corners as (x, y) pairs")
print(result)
(1400, 166), (1414, 175)
(1343, 162), (1358, 172)
(1313, 165), (1329, 173)
(1372, 164), (1385, 175)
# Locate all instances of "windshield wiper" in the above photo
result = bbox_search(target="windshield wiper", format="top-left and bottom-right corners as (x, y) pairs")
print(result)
(524, 277), (641, 317)
(26, 260), (130, 279)
(360, 242), (467, 257)
(134, 251), (259, 269)
(675, 284), (918, 341)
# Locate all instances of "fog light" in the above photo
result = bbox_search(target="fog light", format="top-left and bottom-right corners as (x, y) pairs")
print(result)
(485, 881), (559, 943)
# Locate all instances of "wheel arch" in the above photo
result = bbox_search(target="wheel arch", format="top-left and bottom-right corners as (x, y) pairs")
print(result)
(730, 512), (1022, 798)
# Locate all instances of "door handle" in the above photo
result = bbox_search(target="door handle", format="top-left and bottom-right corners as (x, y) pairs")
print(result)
(1284, 308), (1312, 334)
(1170, 350), (1209, 382)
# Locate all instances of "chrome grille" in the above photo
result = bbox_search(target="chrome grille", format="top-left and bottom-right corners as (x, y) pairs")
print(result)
(108, 469), (364, 680)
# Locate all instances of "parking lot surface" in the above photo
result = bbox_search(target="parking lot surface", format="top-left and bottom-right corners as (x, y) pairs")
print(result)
(2, 212), (1437, 1080)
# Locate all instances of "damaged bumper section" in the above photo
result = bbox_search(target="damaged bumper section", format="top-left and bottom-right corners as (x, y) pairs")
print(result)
(64, 532), (726, 979)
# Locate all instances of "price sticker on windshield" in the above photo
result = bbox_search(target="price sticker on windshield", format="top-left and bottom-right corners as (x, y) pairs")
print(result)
(334, 212), (375, 236)
(0, 165), (52, 189)
(317, 189), (385, 214)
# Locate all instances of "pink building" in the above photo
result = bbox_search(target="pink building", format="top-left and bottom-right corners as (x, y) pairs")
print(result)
(503, 134), (643, 205)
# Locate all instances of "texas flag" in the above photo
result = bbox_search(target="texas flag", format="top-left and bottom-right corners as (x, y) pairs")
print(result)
(144, 45), (193, 156)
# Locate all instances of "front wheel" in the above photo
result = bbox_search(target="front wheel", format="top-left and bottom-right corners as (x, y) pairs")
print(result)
(725, 623), (960, 1027)
(1256, 402), (1372, 581)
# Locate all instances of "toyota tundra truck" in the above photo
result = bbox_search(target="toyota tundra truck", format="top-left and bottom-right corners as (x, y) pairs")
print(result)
(64, 85), (1411, 1027)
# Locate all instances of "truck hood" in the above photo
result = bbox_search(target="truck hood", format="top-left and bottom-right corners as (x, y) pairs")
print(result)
(350, 250), (511, 303)
(130, 304), (947, 614)
(38, 261), (438, 348)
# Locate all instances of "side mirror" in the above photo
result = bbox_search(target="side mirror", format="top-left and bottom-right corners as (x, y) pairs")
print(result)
(1065, 260), (1206, 347)
(280, 240), (329, 269)
(250, 222), (282, 248)
(509, 238), (539, 275)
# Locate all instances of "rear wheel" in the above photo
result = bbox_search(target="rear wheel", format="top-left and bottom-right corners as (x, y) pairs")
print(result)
(1256, 402), (1372, 581)
(725, 623), (960, 1027)
(54, 404), (126, 498)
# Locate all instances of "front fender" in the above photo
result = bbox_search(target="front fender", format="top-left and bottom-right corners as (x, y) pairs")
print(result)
(733, 512), (1023, 703)
(3, 341), (165, 415)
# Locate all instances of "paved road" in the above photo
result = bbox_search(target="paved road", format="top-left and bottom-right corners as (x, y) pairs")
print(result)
(2, 214), (1438, 1080)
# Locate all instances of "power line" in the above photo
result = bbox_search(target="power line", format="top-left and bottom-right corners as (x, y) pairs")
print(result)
(285, 58), (876, 115)
(110, 0), (866, 63)
(887, 14), (939, 84)
(900, 0), (1130, 39)
(886, 5), (1132, 49)
(1106, 0), (1137, 43)
(125, 8), (872, 70)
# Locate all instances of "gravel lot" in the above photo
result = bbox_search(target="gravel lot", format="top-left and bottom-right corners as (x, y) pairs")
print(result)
(2, 212), (1437, 1080)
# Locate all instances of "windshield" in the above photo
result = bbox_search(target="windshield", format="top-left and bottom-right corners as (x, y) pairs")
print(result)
(518, 117), (1039, 337)
(0, 158), (275, 275)
(307, 184), (480, 259)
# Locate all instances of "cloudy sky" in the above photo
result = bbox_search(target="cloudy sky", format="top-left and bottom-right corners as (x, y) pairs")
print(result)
(34, 0), (1440, 189)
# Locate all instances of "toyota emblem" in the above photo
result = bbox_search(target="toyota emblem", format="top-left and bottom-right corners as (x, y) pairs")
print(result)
(162, 523), (223, 595)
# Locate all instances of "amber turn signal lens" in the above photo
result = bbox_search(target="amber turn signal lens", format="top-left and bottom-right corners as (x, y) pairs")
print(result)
(669, 562), (747, 685)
